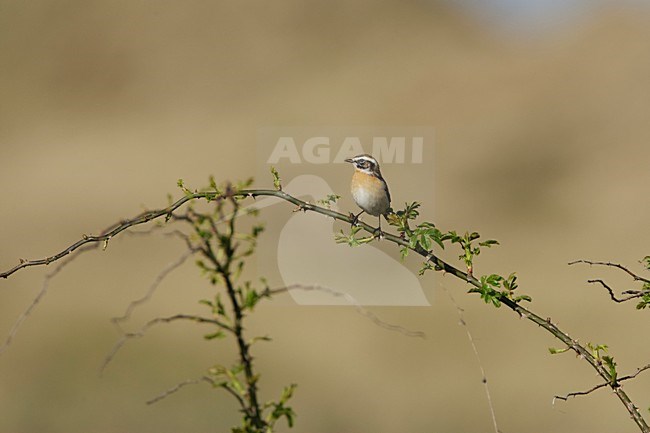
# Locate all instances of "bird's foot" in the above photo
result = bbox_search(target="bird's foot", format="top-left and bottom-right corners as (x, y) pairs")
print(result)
(349, 212), (361, 227)
(372, 227), (385, 240)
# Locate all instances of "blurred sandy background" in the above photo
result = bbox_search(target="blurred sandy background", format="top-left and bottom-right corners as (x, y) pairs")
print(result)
(1, 1), (650, 432)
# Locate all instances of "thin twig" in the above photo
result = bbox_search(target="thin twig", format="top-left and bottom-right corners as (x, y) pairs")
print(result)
(554, 382), (609, 402)
(587, 279), (642, 303)
(146, 376), (213, 405)
(438, 282), (499, 433)
(111, 248), (198, 329)
(618, 363), (650, 383)
(554, 363), (650, 403)
(1, 188), (648, 432)
(219, 381), (249, 412)
(0, 193), (225, 279)
(569, 260), (650, 284)
(0, 244), (98, 355)
(268, 284), (426, 339)
(569, 258), (650, 304)
(123, 224), (168, 237)
(101, 314), (232, 374)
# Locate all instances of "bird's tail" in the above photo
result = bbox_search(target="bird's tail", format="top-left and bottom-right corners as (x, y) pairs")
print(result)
(382, 207), (395, 220)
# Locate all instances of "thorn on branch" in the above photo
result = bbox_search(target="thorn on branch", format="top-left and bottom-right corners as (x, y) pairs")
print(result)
(292, 203), (311, 213)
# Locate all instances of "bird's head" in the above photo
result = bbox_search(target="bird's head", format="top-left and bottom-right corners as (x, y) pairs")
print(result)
(344, 154), (382, 177)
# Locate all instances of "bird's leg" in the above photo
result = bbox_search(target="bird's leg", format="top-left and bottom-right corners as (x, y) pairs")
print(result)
(350, 210), (365, 226)
(374, 216), (384, 240)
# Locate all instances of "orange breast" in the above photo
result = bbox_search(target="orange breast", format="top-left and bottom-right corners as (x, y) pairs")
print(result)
(350, 171), (390, 216)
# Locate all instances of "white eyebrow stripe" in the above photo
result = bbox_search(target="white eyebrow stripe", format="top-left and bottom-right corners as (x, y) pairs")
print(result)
(353, 155), (378, 165)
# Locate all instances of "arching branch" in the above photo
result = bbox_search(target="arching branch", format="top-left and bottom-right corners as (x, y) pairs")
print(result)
(1, 187), (649, 432)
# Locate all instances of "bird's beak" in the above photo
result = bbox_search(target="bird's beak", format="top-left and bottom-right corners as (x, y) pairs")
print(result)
(344, 158), (353, 163)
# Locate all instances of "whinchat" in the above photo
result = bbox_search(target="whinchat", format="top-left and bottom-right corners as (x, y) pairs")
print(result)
(344, 154), (391, 233)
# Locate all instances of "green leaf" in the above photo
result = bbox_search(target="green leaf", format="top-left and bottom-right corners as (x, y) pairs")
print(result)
(334, 226), (375, 246)
(404, 202), (421, 219)
(487, 274), (503, 285)
(265, 384), (298, 429)
(199, 298), (213, 308)
(235, 177), (254, 190)
(387, 202), (422, 234)
(514, 294), (533, 303)
(503, 273), (518, 291)
(317, 194), (340, 208)
(548, 347), (570, 354)
(587, 342), (608, 359)
(208, 175), (223, 195)
(204, 330), (226, 340)
(244, 288), (260, 310)
(602, 355), (618, 384)
(225, 368), (245, 395)
(177, 178), (193, 196)
(419, 261), (434, 275)
(469, 274), (506, 308)
(643, 256), (650, 270)
(216, 295), (227, 317)
(250, 335), (272, 344)
(410, 223), (446, 252)
(419, 233), (431, 250)
(270, 166), (282, 191)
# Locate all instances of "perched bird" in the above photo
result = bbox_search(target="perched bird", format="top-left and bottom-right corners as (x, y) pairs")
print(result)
(344, 154), (391, 233)
(247, 174), (428, 305)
